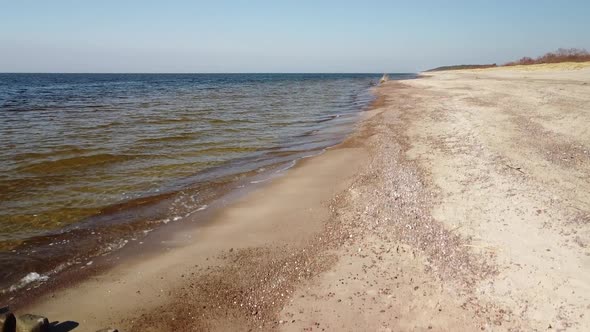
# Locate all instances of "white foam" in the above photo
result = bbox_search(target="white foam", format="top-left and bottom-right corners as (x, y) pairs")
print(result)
(274, 160), (298, 173)
(250, 178), (270, 184)
(8, 272), (49, 292)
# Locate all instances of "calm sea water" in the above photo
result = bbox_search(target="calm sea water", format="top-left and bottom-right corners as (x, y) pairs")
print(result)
(0, 73), (414, 293)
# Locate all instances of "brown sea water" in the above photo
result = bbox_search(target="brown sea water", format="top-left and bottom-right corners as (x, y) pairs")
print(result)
(0, 73), (415, 293)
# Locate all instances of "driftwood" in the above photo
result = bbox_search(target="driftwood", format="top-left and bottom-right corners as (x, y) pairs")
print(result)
(505, 164), (525, 174)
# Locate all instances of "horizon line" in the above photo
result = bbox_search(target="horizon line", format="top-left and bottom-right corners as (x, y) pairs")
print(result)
(0, 71), (417, 75)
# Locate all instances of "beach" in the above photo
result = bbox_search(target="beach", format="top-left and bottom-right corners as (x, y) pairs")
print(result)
(12, 64), (590, 331)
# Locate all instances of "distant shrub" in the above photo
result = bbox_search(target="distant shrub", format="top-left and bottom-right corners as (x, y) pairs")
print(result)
(505, 48), (590, 66)
(425, 64), (497, 72)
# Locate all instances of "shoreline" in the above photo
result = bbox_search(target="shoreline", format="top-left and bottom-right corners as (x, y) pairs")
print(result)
(3, 81), (389, 328)
(0, 73), (386, 297)
(1, 73), (391, 294)
(0, 147), (324, 297)
(15, 127), (372, 330)
(8, 65), (590, 331)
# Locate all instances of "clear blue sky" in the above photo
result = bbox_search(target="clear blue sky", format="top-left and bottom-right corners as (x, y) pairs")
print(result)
(1, 0), (589, 73)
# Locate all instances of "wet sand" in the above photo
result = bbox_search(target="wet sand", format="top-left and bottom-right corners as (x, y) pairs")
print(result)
(16, 64), (590, 331)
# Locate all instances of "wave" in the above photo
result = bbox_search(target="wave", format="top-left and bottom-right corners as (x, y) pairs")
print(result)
(206, 118), (258, 125)
(12, 147), (101, 161)
(189, 146), (262, 156)
(136, 133), (200, 144)
(17, 153), (155, 174)
(139, 117), (193, 125)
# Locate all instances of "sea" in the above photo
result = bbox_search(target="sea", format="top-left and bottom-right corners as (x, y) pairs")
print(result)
(0, 73), (415, 294)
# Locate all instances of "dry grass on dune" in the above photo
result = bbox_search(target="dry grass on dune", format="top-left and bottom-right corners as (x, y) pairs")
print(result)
(505, 48), (590, 66)
(426, 48), (590, 73)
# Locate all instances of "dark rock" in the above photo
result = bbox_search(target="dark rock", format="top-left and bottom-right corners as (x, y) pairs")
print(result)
(1, 311), (16, 332)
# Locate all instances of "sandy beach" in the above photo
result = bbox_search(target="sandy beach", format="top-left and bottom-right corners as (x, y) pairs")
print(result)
(14, 64), (590, 331)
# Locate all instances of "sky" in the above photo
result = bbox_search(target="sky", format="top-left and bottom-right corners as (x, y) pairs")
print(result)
(1, 0), (589, 73)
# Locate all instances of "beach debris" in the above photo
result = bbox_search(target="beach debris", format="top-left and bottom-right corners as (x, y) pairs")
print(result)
(0, 309), (16, 332)
(380, 74), (389, 84)
(95, 328), (119, 332)
(505, 164), (525, 174)
(15, 314), (48, 332)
